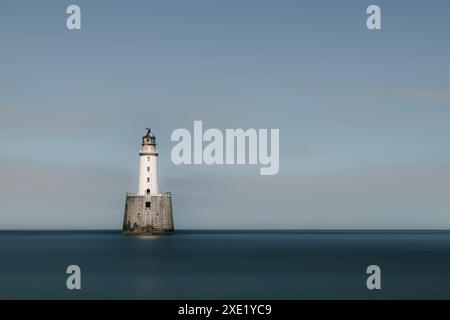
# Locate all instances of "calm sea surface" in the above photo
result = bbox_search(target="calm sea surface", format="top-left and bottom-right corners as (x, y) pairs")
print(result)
(1, 230), (450, 299)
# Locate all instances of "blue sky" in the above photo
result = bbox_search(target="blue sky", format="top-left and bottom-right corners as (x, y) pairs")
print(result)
(1, 0), (450, 229)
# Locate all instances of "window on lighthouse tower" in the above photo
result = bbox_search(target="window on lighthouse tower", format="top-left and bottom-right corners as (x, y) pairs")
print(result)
(146, 189), (150, 195)
(147, 167), (150, 172)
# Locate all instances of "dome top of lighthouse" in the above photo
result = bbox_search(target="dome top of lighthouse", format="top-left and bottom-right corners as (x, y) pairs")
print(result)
(142, 128), (156, 145)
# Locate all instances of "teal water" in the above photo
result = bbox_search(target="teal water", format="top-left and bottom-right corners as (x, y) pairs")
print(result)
(0, 230), (450, 299)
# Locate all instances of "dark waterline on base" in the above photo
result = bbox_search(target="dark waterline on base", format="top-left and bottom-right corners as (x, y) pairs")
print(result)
(1, 230), (450, 299)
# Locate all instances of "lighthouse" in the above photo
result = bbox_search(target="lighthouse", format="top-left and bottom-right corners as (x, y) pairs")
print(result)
(138, 128), (159, 196)
(123, 129), (174, 235)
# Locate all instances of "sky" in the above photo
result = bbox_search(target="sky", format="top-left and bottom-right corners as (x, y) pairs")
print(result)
(1, 0), (450, 229)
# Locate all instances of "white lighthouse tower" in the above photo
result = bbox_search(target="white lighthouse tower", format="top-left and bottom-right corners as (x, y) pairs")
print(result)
(138, 128), (159, 196)
(123, 128), (174, 235)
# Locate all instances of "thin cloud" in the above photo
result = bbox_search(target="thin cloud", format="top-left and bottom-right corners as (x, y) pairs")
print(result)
(0, 105), (106, 135)
(397, 88), (450, 102)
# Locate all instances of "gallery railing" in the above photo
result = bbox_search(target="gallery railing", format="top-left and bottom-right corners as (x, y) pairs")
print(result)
(126, 191), (172, 197)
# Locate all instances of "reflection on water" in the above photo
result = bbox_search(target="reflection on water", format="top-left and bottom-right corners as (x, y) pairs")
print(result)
(1, 230), (450, 299)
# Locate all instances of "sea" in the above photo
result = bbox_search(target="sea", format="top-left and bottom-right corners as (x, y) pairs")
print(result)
(1, 230), (450, 300)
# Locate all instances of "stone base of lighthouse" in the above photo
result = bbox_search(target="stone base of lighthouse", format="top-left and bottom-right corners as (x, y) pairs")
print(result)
(123, 194), (174, 235)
